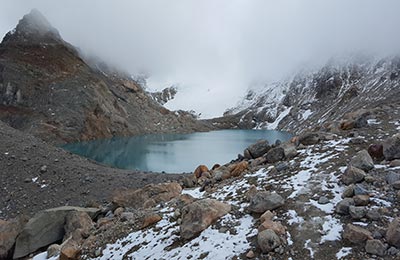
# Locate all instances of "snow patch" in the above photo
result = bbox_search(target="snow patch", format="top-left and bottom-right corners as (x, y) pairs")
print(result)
(320, 216), (343, 243)
(336, 247), (352, 259)
(302, 109), (312, 120)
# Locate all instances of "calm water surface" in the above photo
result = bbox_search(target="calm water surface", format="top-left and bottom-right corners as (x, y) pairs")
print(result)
(63, 130), (291, 173)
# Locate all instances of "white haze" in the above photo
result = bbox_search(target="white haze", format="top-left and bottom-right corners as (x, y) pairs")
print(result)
(1, 0), (400, 118)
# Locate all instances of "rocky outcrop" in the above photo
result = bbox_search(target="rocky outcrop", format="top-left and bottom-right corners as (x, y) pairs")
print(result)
(112, 183), (182, 208)
(180, 199), (231, 240)
(0, 10), (212, 144)
(213, 56), (400, 134)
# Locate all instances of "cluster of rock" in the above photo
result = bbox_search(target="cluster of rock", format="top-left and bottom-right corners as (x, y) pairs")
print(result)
(337, 133), (400, 257)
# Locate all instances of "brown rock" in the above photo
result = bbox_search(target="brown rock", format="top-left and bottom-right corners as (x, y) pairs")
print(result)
(340, 120), (355, 130)
(298, 132), (320, 145)
(264, 147), (285, 163)
(258, 219), (286, 235)
(246, 250), (255, 258)
(248, 192), (285, 213)
(141, 214), (162, 229)
(353, 195), (370, 206)
(114, 207), (124, 216)
(0, 217), (27, 259)
(112, 182), (182, 209)
(387, 217), (400, 247)
(383, 133), (400, 161)
(259, 210), (275, 223)
(343, 224), (372, 244)
(368, 144), (384, 160)
(64, 211), (93, 240)
(245, 185), (258, 201)
(180, 199), (231, 240)
(60, 240), (80, 260)
(390, 159), (400, 167)
(194, 165), (209, 178)
(230, 161), (249, 177)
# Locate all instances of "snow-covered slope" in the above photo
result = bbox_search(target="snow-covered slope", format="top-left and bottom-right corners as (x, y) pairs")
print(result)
(223, 56), (400, 134)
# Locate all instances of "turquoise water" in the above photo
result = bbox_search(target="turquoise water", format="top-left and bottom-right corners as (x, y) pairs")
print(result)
(63, 129), (291, 173)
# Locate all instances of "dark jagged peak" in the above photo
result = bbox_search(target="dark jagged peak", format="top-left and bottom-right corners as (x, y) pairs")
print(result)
(1, 9), (63, 45)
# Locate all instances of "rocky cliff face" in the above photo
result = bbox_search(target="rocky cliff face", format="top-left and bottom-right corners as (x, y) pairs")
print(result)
(150, 86), (177, 105)
(0, 10), (211, 144)
(218, 56), (400, 134)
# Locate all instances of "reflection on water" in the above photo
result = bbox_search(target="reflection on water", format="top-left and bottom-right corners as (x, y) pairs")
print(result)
(63, 130), (292, 173)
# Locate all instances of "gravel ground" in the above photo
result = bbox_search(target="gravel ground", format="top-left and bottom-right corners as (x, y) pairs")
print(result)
(0, 121), (185, 219)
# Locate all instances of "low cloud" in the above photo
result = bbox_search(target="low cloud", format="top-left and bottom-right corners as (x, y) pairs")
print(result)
(1, 0), (400, 117)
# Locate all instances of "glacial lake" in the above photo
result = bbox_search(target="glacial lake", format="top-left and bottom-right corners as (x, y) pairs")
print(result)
(63, 130), (292, 173)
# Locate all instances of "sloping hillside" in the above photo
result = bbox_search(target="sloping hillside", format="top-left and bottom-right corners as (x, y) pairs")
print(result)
(218, 56), (400, 134)
(0, 10), (211, 144)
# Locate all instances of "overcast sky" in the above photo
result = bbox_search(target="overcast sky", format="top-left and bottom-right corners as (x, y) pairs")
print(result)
(1, 1), (400, 117)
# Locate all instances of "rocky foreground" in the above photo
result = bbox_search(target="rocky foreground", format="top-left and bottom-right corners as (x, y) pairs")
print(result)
(1, 106), (399, 260)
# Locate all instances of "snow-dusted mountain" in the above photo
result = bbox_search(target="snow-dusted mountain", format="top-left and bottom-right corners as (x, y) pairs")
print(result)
(218, 56), (400, 134)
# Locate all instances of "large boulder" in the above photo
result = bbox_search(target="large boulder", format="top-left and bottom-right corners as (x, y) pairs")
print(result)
(383, 134), (400, 161)
(343, 224), (372, 244)
(13, 206), (99, 259)
(264, 147), (285, 163)
(257, 229), (281, 253)
(244, 140), (271, 159)
(387, 217), (400, 248)
(112, 182), (182, 208)
(350, 150), (374, 172)
(180, 199), (231, 240)
(341, 166), (365, 185)
(248, 192), (285, 213)
(0, 217), (27, 259)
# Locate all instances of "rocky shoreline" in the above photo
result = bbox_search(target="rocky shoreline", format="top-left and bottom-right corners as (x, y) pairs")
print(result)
(1, 105), (400, 260)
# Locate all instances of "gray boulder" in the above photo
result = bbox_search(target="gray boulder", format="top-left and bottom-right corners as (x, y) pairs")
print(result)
(257, 229), (281, 253)
(335, 198), (355, 215)
(244, 140), (271, 159)
(383, 134), (400, 161)
(248, 192), (285, 213)
(349, 206), (367, 220)
(350, 150), (374, 172)
(13, 206), (99, 259)
(342, 166), (365, 185)
(365, 239), (387, 256)
(264, 147), (285, 163)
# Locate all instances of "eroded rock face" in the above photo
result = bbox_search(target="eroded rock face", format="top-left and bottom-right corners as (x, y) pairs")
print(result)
(248, 192), (285, 213)
(180, 199), (231, 240)
(112, 182), (182, 209)
(383, 134), (400, 161)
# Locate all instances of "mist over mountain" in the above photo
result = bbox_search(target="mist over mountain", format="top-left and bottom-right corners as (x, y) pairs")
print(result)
(2, 0), (400, 117)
